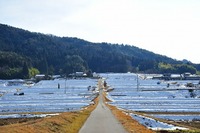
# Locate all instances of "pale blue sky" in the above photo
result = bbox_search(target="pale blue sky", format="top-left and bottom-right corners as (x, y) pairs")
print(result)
(0, 0), (200, 63)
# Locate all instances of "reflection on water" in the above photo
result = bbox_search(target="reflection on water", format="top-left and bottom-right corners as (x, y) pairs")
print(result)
(100, 73), (200, 112)
(0, 78), (98, 114)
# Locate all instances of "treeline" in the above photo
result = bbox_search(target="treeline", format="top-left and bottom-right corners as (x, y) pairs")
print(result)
(0, 23), (199, 79)
(0, 51), (40, 79)
(158, 62), (197, 74)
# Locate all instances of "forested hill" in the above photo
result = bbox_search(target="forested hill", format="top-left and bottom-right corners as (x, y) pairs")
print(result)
(0, 23), (199, 79)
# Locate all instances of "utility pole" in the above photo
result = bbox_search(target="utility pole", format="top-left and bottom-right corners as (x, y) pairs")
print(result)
(137, 74), (139, 91)
(65, 76), (67, 94)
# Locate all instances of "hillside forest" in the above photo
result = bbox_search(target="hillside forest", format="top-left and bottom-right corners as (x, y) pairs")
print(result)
(0, 24), (199, 79)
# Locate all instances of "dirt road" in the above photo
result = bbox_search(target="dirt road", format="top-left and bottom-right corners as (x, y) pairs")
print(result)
(79, 83), (127, 133)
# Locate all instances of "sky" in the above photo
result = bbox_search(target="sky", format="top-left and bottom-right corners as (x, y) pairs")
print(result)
(0, 0), (200, 63)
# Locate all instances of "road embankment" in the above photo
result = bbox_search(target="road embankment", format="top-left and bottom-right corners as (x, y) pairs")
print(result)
(0, 98), (98, 133)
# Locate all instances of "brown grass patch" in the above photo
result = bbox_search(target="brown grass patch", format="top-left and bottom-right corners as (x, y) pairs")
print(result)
(106, 106), (200, 133)
(0, 117), (41, 126)
(136, 112), (200, 131)
(102, 91), (154, 133)
(178, 121), (200, 129)
(103, 91), (112, 102)
(0, 97), (98, 133)
(156, 129), (200, 133)
(103, 91), (200, 133)
(107, 104), (155, 133)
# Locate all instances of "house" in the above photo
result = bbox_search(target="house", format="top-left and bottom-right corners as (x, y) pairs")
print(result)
(75, 72), (84, 77)
(183, 73), (200, 80)
(69, 72), (87, 77)
(92, 72), (100, 78)
(170, 74), (182, 80)
(35, 74), (46, 80)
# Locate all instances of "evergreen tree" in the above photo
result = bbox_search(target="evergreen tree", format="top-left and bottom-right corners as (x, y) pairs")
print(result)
(0, 23), (199, 79)
(22, 62), (29, 79)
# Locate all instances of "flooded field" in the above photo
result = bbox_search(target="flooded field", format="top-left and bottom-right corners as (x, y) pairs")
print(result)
(1, 73), (200, 130)
(0, 78), (98, 118)
(100, 73), (200, 130)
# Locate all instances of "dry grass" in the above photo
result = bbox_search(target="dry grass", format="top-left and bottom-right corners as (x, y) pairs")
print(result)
(156, 130), (200, 133)
(0, 89), (153, 133)
(111, 108), (200, 133)
(0, 98), (98, 133)
(137, 112), (200, 132)
(0, 117), (41, 126)
(3, 89), (198, 133)
(103, 91), (155, 133)
(176, 121), (200, 130)
(107, 104), (155, 133)
(103, 91), (200, 133)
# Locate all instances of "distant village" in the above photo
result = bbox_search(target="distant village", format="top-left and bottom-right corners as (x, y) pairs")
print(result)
(152, 72), (200, 80)
(35, 72), (100, 81)
(5, 72), (100, 87)
(34, 72), (200, 82)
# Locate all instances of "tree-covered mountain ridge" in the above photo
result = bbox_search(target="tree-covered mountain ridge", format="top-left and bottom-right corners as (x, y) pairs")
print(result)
(0, 23), (199, 79)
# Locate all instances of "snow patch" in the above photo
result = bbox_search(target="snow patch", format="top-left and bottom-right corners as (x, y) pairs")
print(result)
(131, 114), (188, 130)
(0, 113), (60, 119)
(152, 114), (200, 121)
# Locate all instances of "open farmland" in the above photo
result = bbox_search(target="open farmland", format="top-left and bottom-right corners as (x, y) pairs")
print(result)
(101, 73), (200, 131)
(1, 73), (200, 132)
(0, 78), (98, 118)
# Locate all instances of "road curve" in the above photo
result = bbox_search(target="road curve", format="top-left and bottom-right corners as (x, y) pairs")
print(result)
(79, 80), (127, 133)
